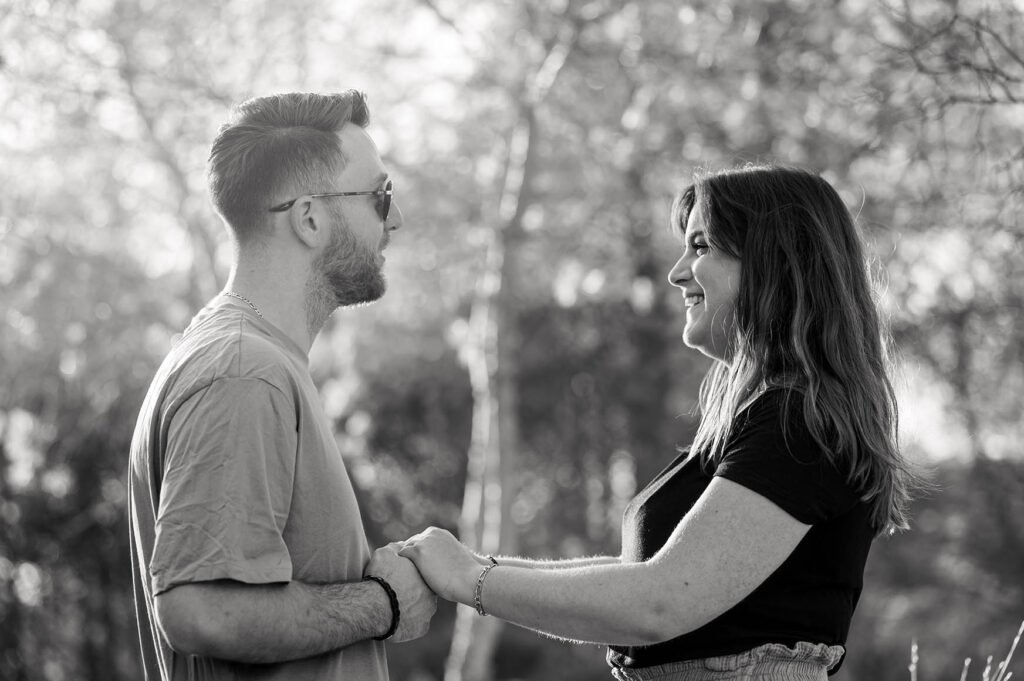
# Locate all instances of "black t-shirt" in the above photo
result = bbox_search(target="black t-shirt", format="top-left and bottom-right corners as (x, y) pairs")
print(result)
(607, 389), (875, 675)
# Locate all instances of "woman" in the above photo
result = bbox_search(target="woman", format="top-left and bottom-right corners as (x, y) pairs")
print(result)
(398, 165), (918, 680)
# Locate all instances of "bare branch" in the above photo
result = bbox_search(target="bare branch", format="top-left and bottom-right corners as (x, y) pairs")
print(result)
(106, 30), (222, 305)
(415, 0), (464, 37)
(883, 2), (1024, 108)
(965, 16), (1024, 73)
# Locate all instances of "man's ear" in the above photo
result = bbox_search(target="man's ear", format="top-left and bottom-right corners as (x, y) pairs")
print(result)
(289, 197), (326, 249)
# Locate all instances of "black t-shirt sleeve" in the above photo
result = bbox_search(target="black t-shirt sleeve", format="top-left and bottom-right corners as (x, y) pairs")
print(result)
(713, 392), (861, 525)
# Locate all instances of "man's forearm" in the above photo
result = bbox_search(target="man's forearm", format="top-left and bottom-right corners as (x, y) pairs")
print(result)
(157, 579), (391, 663)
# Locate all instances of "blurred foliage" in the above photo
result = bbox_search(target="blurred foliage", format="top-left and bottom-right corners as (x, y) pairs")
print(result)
(1, 0), (1022, 680)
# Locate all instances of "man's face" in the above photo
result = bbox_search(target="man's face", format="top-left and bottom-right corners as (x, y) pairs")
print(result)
(310, 124), (403, 308)
(314, 201), (386, 307)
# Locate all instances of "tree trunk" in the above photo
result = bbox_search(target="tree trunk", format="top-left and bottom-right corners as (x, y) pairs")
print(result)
(0, 439), (27, 681)
(444, 18), (577, 680)
(444, 106), (535, 681)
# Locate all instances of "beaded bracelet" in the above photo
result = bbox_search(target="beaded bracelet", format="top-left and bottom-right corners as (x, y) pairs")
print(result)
(473, 556), (499, 616)
(364, 575), (400, 640)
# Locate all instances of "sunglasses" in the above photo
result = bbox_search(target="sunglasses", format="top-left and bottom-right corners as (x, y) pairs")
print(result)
(268, 179), (393, 221)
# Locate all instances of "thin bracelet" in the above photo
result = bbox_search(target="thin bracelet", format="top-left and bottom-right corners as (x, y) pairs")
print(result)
(364, 575), (400, 640)
(474, 557), (499, 616)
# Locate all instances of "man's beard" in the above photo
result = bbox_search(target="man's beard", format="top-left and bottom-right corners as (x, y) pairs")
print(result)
(305, 207), (386, 334)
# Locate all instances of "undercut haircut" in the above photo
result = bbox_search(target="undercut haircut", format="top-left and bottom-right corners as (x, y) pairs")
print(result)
(207, 90), (370, 243)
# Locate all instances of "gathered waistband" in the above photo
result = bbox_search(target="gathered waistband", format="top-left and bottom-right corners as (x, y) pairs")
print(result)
(609, 642), (845, 681)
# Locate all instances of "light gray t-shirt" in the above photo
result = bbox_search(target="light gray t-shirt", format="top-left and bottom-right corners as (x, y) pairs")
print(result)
(128, 297), (388, 681)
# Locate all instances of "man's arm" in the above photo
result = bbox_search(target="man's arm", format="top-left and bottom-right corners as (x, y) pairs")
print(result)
(156, 580), (388, 662)
(155, 546), (436, 662)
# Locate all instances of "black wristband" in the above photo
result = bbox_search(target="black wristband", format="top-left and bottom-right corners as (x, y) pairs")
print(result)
(364, 575), (400, 641)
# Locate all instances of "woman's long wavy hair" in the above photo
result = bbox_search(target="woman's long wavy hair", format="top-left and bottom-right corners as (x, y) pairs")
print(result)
(674, 164), (916, 535)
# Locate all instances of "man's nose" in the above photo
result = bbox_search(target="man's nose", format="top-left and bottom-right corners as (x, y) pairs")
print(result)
(387, 202), (403, 231)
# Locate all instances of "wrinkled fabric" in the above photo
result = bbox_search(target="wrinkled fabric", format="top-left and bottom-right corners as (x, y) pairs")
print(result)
(610, 642), (844, 680)
(129, 298), (387, 681)
(610, 390), (873, 673)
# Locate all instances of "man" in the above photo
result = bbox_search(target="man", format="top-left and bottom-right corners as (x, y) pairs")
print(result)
(128, 90), (435, 681)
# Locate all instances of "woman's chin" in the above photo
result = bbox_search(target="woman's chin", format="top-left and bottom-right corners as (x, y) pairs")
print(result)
(682, 325), (704, 350)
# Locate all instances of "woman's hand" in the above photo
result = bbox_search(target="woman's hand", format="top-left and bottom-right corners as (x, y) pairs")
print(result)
(398, 527), (482, 604)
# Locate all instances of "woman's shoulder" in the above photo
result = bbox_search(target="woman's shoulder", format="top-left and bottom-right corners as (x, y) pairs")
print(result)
(728, 385), (842, 470)
(736, 384), (806, 426)
(720, 387), (864, 522)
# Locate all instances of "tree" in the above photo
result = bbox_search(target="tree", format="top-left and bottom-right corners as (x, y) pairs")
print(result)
(3, 0), (1023, 679)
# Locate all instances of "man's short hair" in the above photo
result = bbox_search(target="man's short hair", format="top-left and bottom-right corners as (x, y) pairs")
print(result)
(207, 90), (370, 243)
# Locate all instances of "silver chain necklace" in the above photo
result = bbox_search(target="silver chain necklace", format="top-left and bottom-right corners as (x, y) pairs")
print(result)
(222, 291), (265, 320)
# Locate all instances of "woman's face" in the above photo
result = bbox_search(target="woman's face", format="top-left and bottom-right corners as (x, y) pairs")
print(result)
(667, 207), (742, 363)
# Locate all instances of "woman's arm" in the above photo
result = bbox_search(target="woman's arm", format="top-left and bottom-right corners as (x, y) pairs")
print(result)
(400, 477), (809, 646)
(473, 555), (621, 569)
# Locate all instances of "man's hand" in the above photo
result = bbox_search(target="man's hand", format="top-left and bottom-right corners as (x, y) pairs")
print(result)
(365, 543), (437, 642)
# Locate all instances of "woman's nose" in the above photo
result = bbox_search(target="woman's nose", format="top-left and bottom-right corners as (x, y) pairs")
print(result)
(667, 255), (690, 288)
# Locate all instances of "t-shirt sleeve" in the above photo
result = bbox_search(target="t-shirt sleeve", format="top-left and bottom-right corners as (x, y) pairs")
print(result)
(150, 377), (297, 595)
(713, 393), (860, 525)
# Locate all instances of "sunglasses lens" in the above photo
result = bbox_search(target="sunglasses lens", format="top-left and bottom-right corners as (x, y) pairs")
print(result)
(379, 180), (392, 221)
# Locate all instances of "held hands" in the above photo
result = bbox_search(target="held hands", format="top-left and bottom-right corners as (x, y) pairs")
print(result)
(364, 543), (437, 642)
(398, 527), (482, 604)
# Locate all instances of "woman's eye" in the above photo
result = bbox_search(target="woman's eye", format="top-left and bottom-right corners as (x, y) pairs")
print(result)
(692, 242), (709, 255)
